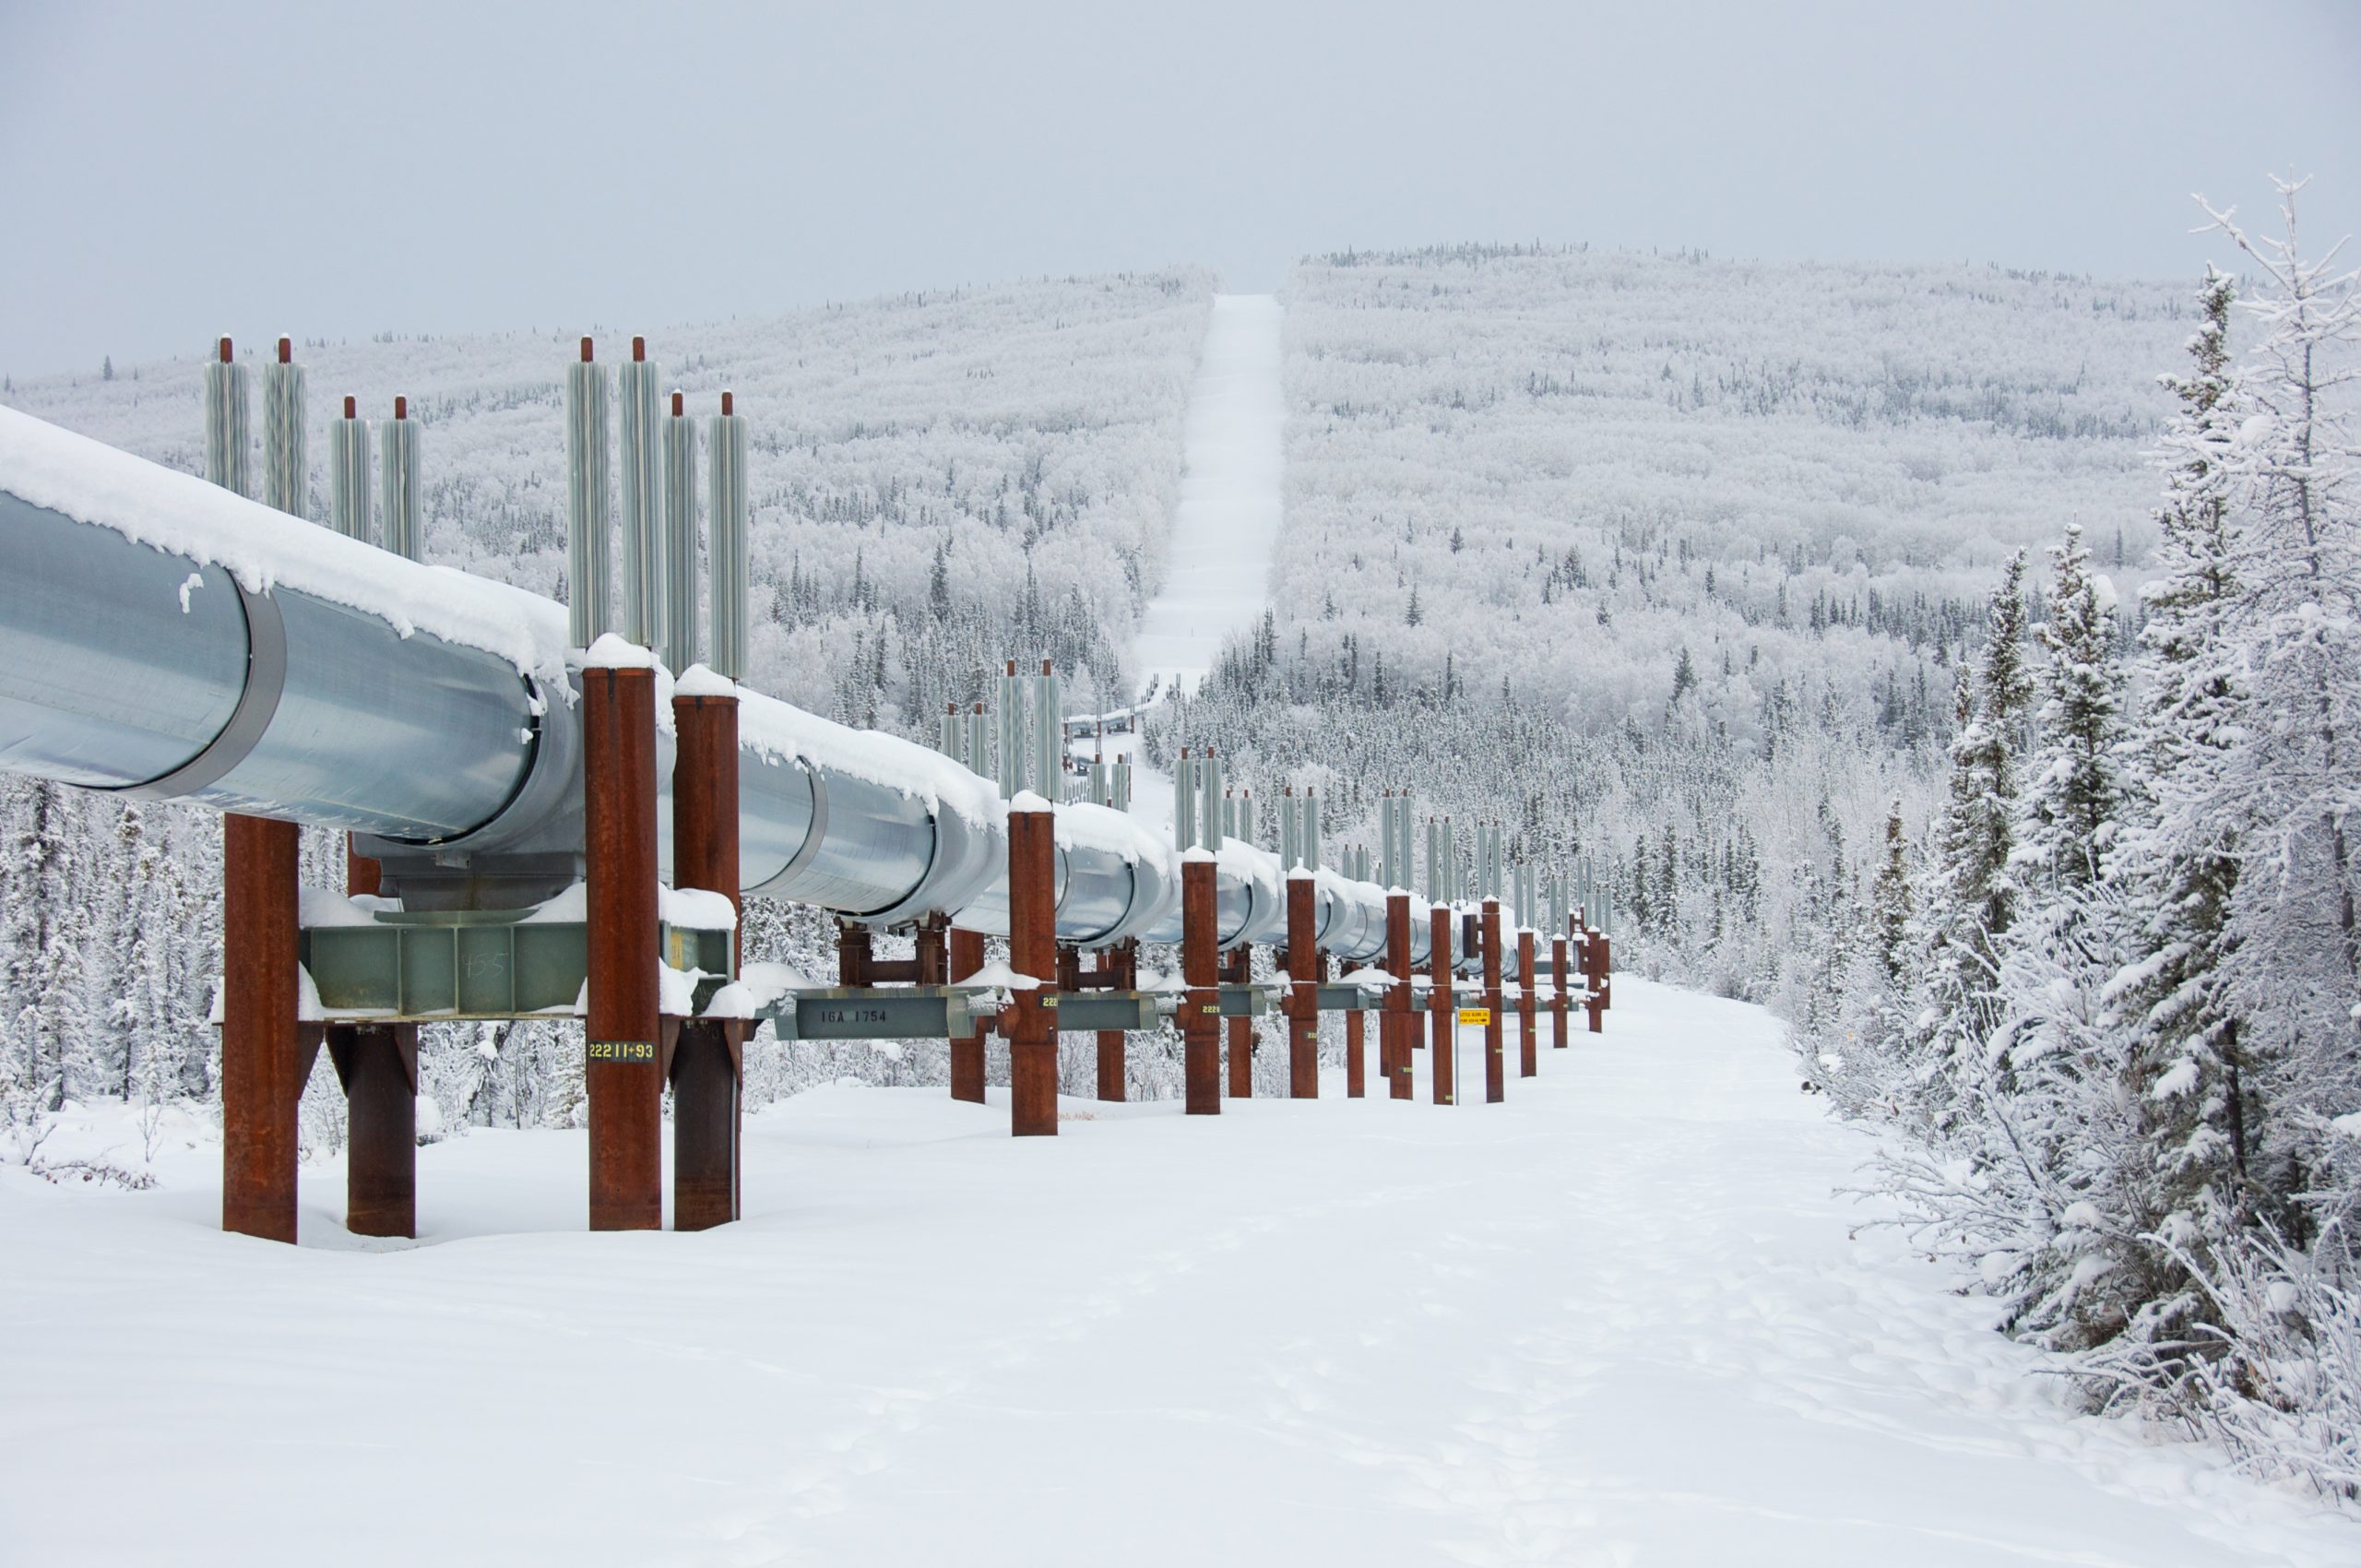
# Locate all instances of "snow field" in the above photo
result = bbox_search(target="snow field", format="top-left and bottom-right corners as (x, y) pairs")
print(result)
(3, 980), (2351, 1567)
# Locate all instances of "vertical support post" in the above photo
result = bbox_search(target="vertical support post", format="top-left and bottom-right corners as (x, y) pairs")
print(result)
(1430, 903), (1455, 1104)
(334, 780), (409, 1236)
(327, 1024), (417, 1239)
(1589, 932), (1611, 1034)
(836, 921), (872, 987)
(221, 813), (303, 1242)
(380, 397), (421, 561)
(1385, 890), (1412, 1099)
(671, 683), (742, 1231)
(914, 917), (949, 985)
(264, 337), (305, 517)
(949, 926), (987, 1103)
(1006, 802), (1059, 1136)
(1034, 659), (1061, 807)
(1286, 872), (1317, 1098)
(330, 394), (372, 543)
(1181, 854), (1220, 1115)
(1552, 934), (1571, 1049)
(618, 338), (664, 651)
(662, 390), (699, 673)
(584, 663), (662, 1230)
(1482, 899), (1505, 1102)
(566, 338), (612, 647)
(1224, 945), (1252, 1099)
(1518, 927), (1538, 1078)
(204, 336), (251, 496)
(1345, 1006), (1366, 1098)
(1095, 940), (1132, 1103)
(206, 337), (303, 1243)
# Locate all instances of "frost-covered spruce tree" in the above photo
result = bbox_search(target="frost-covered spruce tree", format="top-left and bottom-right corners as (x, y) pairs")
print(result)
(2201, 181), (2361, 1253)
(1971, 520), (2138, 1347)
(2020, 522), (2123, 891)
(1872, 801), (1912, 989)
(1959, 551), (2035, 952)
(2107, 266), (2260, 1334)
(1905, 555), (2032, 1112)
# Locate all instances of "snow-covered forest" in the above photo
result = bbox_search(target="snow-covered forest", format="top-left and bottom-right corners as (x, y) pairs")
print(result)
(1163, 241), (2189, 1000)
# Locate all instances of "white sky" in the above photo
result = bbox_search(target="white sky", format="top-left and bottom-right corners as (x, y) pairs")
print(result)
(3, 0), (2355, 376)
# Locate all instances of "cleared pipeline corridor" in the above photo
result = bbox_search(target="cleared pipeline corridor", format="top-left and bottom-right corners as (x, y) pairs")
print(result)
(1132, 293), (1285, 701)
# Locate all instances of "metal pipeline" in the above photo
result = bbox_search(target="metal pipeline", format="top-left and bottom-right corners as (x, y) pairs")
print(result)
(0, 409), (1406, 958)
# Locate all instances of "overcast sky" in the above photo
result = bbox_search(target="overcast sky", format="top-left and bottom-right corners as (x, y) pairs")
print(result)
(3, 0), (2355, 377)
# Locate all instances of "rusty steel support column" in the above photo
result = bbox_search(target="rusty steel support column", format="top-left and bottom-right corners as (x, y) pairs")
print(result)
(836, 920), (872, 988)
(1224, 947), (1252, 1099)
(1589, 932), (1611, 1034)
(914, 917), (949, 985)
(1006, 804), (1059, 1136)
(585, 666), (663, 1230)
(1518, 928), (1538, 1078)
(1430, 905), (1455, 1105)
(1285, 875), (1318, 1099)
(949, 927), (987, 1102)
(1384, 891), (1413, 1099)
(327, 1025), (417, 1238)
(1096, 941), (1132, 1103)
(1345, 1007), (1366, 1098)
(1552, 935), (1571, 1049)
(221, 814), (303, 1242)
(325, 833), (412, 1236)
(1482, 899), (1506, 1104)
(670, 689), (742, 1231)
(1181, 856), (1220, 1115)
(344, 837), (381, 897)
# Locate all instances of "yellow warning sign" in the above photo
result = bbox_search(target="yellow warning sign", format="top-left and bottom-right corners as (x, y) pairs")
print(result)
(1456, 1008), (1491, 1027)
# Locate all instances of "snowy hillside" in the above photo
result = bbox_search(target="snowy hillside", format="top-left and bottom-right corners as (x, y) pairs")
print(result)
(1158, 244), (2196, 1002)
(7, 981), (2349, 1567)
(2, 270), (1215, 721)
(1276, 243), (2186, 734)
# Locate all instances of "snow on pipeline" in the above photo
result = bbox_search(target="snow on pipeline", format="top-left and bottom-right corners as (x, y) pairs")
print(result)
(4, 982), (2351, 1566)
(1132, 292), (1284, 700)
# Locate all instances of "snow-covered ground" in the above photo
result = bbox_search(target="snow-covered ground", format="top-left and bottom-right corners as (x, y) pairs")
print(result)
(5, 980), (2350, 1566)
(1132, 293), (1284, 701)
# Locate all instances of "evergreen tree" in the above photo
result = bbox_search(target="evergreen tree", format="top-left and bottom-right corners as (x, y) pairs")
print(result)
(1872, 801), (1911, 988)
(2108, 265), (2260, 1353)
(2020, 522), (2123, 890)
(2200, 182), (2361, 1257)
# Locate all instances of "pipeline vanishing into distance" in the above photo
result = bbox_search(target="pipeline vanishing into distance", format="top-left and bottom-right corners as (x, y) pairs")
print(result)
(0, 405), (1524, 974)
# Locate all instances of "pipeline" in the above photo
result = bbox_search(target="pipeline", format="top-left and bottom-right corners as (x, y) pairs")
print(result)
(0, 406), (1443, 958)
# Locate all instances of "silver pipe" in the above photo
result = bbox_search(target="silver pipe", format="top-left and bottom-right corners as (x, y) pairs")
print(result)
(965, 705), (990, 778)
(1174, 751), (1196, 851)
(707, 394), (747, 680)
(203, 343), (250, 497)
(329, 399), (371, 543)
(1033, 666), (1060, 806)
(564, 343), (611, 648)
(1199, 750), (1222, 849)
(996, 668), (1023, 797)
(0, 410), (1430, 960)
(661, 393), (699, 673)
(263, 347), (305, 517)
(617, 343), (663, 650)
(380, 400), (421, 562)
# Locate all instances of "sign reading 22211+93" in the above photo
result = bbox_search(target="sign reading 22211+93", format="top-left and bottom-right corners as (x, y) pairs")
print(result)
(587, 1039), (656, 1063)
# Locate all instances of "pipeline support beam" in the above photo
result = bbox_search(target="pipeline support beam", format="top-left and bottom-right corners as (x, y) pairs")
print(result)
(584, 666), (662, 1230)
